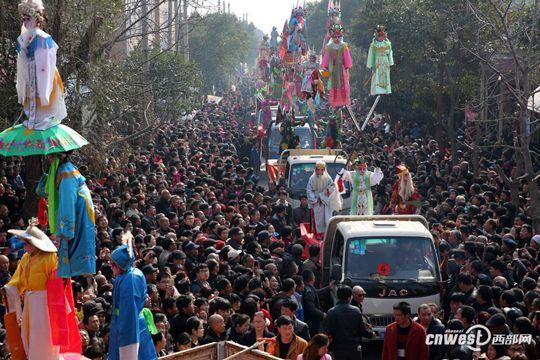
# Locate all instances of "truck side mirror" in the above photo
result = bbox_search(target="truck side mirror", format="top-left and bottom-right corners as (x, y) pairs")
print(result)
(331, 264), (342, 282)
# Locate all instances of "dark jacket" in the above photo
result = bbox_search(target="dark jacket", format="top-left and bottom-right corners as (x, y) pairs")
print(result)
(293, 317), (311, 341)
(417, 318), (445, 360)
(381, 320), (429, 360)
(302, 283), (325, 336)
(201, 328), (226, 345)
(239, 328), (275, 347)
(326, 300), (373, 349)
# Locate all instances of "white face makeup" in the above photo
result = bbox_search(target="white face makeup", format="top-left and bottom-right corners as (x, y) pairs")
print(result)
(22, 14), (38, 30)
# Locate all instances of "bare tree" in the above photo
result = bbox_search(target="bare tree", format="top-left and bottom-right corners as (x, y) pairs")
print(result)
(459, 0), (540, 231)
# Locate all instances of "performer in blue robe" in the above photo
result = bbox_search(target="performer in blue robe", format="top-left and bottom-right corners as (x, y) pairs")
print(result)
(109, 238), (157, 360)
(55, 158), (96, 277)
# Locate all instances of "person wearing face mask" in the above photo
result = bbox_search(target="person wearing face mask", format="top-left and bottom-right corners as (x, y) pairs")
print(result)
(338, 157), (383, 216)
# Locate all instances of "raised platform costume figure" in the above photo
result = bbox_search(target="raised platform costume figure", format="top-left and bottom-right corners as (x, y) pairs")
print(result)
(16, 0), (67, 131)
(322, 24), (352, 108)
(367, 25), (394, 96)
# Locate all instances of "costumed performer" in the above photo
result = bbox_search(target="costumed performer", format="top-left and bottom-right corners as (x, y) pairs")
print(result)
(258, 35), (271, 80)
(391, 165), (421, 215)
(3, 219), (82, 360)
(288, 6), (306, 55)
(321, 24), (352, 108)
(270, 26), (279, 50)
(108, 232), (157, 360)
(321, 0), (342, 58)
(338, 157), (383, 215)
(306, 161), (341, 237)
(37, 152), (96, 278)
(16, 0), (67, 130)
(366, 25), (394, 96)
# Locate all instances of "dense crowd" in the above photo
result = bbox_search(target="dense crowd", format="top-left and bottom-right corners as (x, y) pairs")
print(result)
(0, 89), (538, 360)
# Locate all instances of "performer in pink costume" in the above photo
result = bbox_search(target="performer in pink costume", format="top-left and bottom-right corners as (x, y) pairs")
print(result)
(321, 24), (352, 108)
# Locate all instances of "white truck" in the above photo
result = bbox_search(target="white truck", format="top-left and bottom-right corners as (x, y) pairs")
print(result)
(267, 149), (351, 212)
(322, 215), (442, 340)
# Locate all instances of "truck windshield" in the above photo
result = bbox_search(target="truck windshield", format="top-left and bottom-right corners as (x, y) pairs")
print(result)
(288, 162), (349, 199)
(345, 236), (438, 283)
(268, 126), (313, 159)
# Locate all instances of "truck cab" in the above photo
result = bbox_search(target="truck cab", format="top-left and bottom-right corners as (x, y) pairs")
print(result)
(322, 215), (442, 339)
(267, 149), (351, 211)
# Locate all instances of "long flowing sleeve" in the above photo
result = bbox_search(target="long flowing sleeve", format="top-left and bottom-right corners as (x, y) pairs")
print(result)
(321, 46), (329, 69)
(367, 42), (375, 69)
(34, 36), (58, 106)
(387, 41), (394, 66)
(306, 177), (319, 207)
(56, 173), (78, 241)
(369, 168), (384, 186)
(341, 169), (353, 185)
(343, 44), (352, 69)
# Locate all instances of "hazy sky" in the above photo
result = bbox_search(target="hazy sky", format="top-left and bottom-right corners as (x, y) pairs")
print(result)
(226, 0), (316, 34)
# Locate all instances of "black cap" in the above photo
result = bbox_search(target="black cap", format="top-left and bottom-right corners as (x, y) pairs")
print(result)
(142, 264), (158, 275)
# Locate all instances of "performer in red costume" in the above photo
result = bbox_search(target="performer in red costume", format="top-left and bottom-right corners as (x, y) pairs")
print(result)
(391, 165), (421, 215)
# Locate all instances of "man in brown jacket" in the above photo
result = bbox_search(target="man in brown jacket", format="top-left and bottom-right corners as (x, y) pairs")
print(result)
(267, 316), (308, 359)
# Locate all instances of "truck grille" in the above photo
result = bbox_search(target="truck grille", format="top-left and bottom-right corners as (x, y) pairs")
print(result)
(368, 314), (418, 328)
(368, 315), (394, 327)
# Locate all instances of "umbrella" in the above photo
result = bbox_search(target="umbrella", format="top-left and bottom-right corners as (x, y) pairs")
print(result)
(527, 86), (540, 113)
(0, 124), (88, 157)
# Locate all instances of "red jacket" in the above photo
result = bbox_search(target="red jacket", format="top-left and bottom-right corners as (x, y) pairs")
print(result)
(382, 320), (429, 360)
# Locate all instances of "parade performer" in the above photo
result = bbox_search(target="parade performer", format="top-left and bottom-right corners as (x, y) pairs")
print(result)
(321, 24), (352, 108)
(16, 0), (67, 130)
(391, 165), (421, 215)
(4, 220), (82, 360)
(288, 6), (306, 55)
(321, 0), (342, 58)
(306, 161), (341, 237)
(366, 25), (394, 96)
(324, 115), (340, 149)
(300, 50), (320, 99)
(339, 157), (383, 216)
(270, 26), (279, 51)
(36, 153), (96, 278)
(108, 233), (157, 360)
(258, 35), (271, 80)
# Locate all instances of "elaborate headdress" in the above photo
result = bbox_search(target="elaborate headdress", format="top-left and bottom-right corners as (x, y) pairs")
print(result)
(330, 24), (344, 37)
(376, 25), (387, 37)
(18, 0), (44, 18)
(354, 156), (368, 168)
(327, 0), (341, 16)
(293, 6), (305, 17)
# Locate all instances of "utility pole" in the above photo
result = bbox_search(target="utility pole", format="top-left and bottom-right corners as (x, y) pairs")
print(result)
(153, 0), (161, 48)
(167, 0), (173, 49)
(183, 0), (189, 61)
(218, 0), (221, 13)
(228, 3), (230, 14)
(174, 0), (180, 53)
(223, 1), (225, 13)
(141, 0), (149, 64)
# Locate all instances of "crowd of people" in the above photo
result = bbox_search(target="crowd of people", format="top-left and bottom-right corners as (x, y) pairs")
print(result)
(0, 87), (538, 360)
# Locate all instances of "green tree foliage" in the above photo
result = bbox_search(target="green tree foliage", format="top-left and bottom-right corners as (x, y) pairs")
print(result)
(190, 13), (255, 91)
